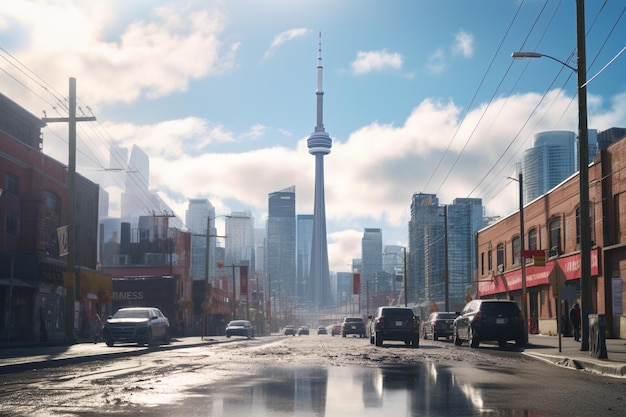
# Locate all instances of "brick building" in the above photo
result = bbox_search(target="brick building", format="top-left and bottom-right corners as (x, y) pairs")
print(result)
(477, 132), (626, 339)
(1, 92), (110, 343)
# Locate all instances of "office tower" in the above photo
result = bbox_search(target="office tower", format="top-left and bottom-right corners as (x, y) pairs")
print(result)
(520, 131), (576, 204)
(254, 228), (266, 275)
(383, 245), (405, 303)
(362, 228), (384, 289)
(297, 214), (314, 300)
(447, 198), (485, 311)
(306, 34), (332, 308)
(225, 211), (255, 270)
(408, 193), (441, 305)
(597, 127), (626, 152)
(185, 199), (216, 280)
(267, 186), (297, 296)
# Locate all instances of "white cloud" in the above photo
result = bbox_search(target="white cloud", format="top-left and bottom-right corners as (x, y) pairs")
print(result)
(427, 48), (447, 74)
(351, 50), (403, 75)
(452, 30), (475, 58)
(263, 28), (310, 60)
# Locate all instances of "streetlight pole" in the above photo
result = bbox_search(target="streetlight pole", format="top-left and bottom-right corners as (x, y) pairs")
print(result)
(512, 0), (591, 351)
(443, 206), (449, 312)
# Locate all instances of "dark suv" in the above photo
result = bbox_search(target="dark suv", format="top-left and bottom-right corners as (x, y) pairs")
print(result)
(368, 307), (420, 348)
(453, 299), (527, 348)
(341, 317), (366, 337)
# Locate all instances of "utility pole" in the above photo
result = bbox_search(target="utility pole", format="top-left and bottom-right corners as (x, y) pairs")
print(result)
(444, 205), (449, 312)
(42, 77), (96, 344)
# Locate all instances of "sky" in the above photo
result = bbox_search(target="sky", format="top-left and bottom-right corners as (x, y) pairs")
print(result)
(1, 0), (625, 274)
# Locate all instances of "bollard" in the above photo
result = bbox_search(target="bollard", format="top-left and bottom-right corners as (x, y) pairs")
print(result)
(588, 314), (608, 359)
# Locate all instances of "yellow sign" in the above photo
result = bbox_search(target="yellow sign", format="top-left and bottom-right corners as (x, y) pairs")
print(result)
(533, 255), (545, 266)
(57, 225), (69, 256)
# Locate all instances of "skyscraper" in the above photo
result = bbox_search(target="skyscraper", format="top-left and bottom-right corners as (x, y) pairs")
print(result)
(267, 186), (297, 296)
(185, 199), (216, 280)
(306, 34), (332, 308)
(297, 214), (314, 300)
(519, 131), (576, 204)
(225, 211), (255, 270)
(362, 228), (383, 289)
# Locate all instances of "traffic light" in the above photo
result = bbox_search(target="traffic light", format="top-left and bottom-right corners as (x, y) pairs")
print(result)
(533, 255), (545, 266)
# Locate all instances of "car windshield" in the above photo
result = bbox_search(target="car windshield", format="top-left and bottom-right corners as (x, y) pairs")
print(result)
(229, 321), (248, 326)
(113, 309), (150, 319)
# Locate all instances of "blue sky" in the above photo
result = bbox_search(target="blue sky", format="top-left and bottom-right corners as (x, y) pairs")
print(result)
(1, 0), (625, 272)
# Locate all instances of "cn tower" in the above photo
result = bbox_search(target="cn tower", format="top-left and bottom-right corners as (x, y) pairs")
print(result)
(307, 33), (332, 307)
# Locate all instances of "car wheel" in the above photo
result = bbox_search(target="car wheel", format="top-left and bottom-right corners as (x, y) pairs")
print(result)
(143, 329), (154, 347)
(404, 340), (411, 346)
(412, 336), (420, 348)
(342, 333), (346, 338)
(105, 338), (114, 347)
(374, 332), (383, 347)
(226, 333), (231, 338)
(469, 327), (479, 348)
(454, 329), (463, 346)
(433, 332), (439, 341)
(164, 329), (171, 345)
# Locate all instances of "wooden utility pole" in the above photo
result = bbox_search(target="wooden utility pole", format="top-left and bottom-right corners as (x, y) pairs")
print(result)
(42, 77), (96, 344)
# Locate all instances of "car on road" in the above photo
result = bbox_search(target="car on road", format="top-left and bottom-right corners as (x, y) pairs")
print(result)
(330, 324), (342, 336)
(423, 312), (458, 341)
(284, 325), (296, 336)
(225, 320), (255, 339)
(453, 299), (527, 348)
(368, 307), (420, 348)
(102, 307), (171, 347)
(297, 326), (310, 336)
(317, 326), (328, 335)
(341, 317), (366, 338)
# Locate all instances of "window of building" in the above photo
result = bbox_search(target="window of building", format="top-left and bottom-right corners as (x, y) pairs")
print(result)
(481, 252), (485, 275)
(512, 236), (520, 265)
(496, 243), (505, 271)
(487, 249), (492, 271)
(43, 191), (60, 212)
(5, 211), (18, 235)
(549, 217), (561, 257)
(528, 228), (538, 250)
(4, 173), (19, 194)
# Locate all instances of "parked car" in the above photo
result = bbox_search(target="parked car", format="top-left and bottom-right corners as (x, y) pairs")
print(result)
(297, 326), (310, 336)
(284, 325), (296, 336)
(330, 324), (342, 336)
(423, 312), (458, 341)
(225, 320), (255, 339)
(317, 326), (328, 335)
(341, 317), (366, 338)
(102, 307), (170, 347)
(453, 299), (527, 348)
(368, 307), (420, 348)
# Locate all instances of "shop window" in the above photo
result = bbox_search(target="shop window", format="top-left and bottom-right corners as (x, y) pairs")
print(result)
(488, 249), (492, 271)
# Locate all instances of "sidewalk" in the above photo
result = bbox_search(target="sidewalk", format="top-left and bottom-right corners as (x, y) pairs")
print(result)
(524, 334), (626, 378)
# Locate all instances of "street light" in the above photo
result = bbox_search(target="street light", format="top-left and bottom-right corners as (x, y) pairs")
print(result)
(512, 0), (591, 351)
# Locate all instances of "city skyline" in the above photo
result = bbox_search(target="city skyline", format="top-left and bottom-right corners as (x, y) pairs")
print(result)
(1, 1), (624, 273)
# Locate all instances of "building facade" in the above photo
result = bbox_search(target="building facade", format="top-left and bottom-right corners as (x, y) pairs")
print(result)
(297, 214), (313, 301)
(266, 186), (296, 297)
(477, 132), (626, 339)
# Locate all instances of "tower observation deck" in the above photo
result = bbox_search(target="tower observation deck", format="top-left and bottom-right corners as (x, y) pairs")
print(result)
(307, 33), (332, 307)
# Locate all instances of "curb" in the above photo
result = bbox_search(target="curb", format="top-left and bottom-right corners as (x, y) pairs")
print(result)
(523, 351), (626, 378)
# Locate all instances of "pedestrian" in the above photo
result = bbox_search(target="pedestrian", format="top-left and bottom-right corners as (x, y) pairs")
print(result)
(569, 303), (581, 342)
(93, 313), (101, 344)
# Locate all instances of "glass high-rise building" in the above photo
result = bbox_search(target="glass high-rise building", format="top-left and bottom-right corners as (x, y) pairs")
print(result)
(362, 228), (384, 290)
(225, 211), (254, 270)
(297, 214), (314, 300)
(520, 131), (576, 205)
(185, 199), (216, 280)
(267, 186), (296, 296)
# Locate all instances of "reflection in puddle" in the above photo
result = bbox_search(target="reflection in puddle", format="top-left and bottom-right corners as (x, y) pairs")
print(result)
(196, 364), (554, 417)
